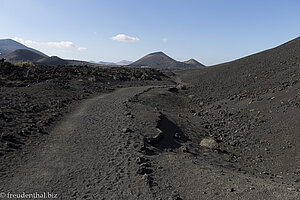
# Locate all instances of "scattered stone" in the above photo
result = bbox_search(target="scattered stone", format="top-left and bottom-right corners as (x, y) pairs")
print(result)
(136, 156), (148, 164)
(142, 174), (154, 186)
(122, 128), (132, 133)
(188, 94), (195, 99)
(180, 145), (188, 153)
(168, 87), (178, 93)
(215, 105), (221, 109)
(287, 187), (295, 191)
(137, 166), (147, 175)
(124, 111), (131, 116)
(147, 129), (163, 144)
(140, 162), (151, 168)
(176, 84), (187, 90)
(142, 174), (150, 181)
(137, 166), (153, 175)
(193, 112), (199, 116)
(127, 114), (134, 118)
(174, 132), (181, 139)
(168, 196), (182, 200)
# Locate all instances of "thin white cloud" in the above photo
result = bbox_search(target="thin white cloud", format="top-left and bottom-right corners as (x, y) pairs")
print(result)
(162, 38), (168, 43)
(77, 47), (87, 51)
(47, 41), (75, 48)
(12, 37), (38, 46)
(111, 34), (139, 42)
(12, 37), (86, 51)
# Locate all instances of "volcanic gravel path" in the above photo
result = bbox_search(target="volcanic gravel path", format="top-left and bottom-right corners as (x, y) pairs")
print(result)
(0, 87), (154, 199)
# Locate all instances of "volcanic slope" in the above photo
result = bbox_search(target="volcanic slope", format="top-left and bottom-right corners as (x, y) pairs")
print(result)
(178, 36), (300, 179)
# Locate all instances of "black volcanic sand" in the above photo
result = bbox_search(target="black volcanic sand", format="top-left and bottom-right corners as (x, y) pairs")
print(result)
(176, 38), (300, 180)
(127, 85), (299, 199)
(125, 38), (299, 199)
(0, 62), (169, 159)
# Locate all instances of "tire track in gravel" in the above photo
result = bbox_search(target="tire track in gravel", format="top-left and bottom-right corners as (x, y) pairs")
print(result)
(0, 86), (155, 200)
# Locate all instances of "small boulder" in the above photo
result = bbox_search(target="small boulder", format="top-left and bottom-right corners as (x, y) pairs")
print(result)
(200, 137), (218, 149)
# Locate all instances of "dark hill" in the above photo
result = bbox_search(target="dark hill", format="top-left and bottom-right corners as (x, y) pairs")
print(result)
(2, 49), (46, 63)
(36, 56), (68, 66)
(131, 52), (178, 68)
(183, 58), (205, 67)
(0, 39), (48, 57)
(131, 51), (204, 68)
(37, 57), (96, 66)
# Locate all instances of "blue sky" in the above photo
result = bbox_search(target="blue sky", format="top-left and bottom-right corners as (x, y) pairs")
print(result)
(1, 0), (300, 65)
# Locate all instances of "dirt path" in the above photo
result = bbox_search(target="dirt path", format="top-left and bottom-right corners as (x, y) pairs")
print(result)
(0, 87), (154, 199)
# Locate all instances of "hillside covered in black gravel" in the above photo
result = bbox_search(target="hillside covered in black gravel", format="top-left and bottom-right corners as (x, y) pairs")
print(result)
(178, 36), (300, 180)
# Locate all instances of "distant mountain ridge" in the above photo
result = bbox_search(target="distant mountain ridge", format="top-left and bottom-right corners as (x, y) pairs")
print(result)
(90, 60), (133, 66)
(116, 60), (133, 65)
(0, 38), (204, 68)
(130, 51), (204, 68)
(0, 39), (48, 57)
